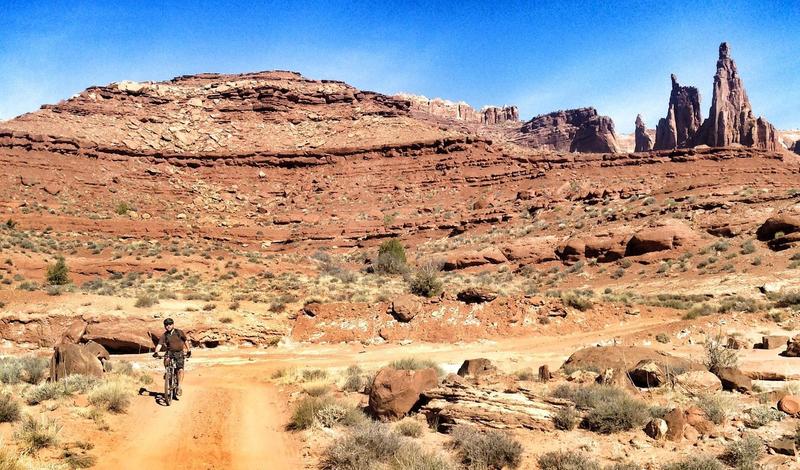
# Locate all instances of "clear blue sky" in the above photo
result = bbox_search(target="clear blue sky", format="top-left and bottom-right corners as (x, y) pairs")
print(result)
(1, 0), (798, 133)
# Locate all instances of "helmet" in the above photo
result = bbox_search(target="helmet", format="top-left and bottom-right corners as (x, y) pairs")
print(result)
(163, 318), (174, 326)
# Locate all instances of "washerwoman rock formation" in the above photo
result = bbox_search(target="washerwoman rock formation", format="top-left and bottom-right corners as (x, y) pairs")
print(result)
(653, 75), (703, 150)
(634, 114), (653, 152)
(516, 107), (619, 153)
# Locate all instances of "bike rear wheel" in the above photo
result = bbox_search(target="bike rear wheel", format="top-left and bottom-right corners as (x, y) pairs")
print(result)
(164, 367), (172, 406)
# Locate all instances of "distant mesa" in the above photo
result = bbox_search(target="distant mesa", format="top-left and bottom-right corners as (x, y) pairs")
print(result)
(649, 42), (780, 151)
(396, 93), (519, 125)
(516, 107), (620, 153)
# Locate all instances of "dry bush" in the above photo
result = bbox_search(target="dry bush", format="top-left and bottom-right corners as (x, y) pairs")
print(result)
(721, 433), (763, 470)
(0, 392), (21, 423)
(393, 442), (453, 470)
(450, 425), (523, 470)
(88, 382), (132, 413)
(289, 396), (365, 430)
(322, 422), (401, 469)
(537, 450), (600, 470)
(389, 358), (444, 377)
(743, 405), (782, 429)
(15, 414), (60, 453)
(696, 394), (732, 425)
(662, 456), (724, 470)
(395, 419), (424, 438)
(408, 262), (443, 298)
(704, 334), (738, 373)
(552, 406), (578, 431)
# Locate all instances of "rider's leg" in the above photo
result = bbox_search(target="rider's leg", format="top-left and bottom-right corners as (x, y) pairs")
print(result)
(177, 369), (184, 394)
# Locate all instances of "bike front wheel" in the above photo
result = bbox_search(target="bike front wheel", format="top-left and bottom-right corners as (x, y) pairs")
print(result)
(164, 368), (172, 406)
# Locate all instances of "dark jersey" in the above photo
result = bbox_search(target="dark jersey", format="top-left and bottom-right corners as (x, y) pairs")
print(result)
(159, 328), (187, 352)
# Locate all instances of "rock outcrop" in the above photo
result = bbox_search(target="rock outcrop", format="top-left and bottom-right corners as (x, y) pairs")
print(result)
(625, 219), (700, 256)
(368, 367), (439, 420)
(398, 94), (518, 125)
(634, 114), (653, 152)
(653, 75), (703, 150)
(49, 341), (109, 381)
(695, 42), (780, 150)
(793, 140), (800, 155)
(517, 107), (619, 153)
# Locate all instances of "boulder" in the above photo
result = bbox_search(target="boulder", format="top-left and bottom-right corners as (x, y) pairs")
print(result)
(684, 406), (714, 434)
(770, 438), (797, 456)
(784, 335), (800, 357)
(456, 288), (498, 304)
(389, 295), (422, 322)
(653, 74), (703, 150)
(562, 346), (703, 375)
(634, 114), (653, 152)
(727, 337), (750, 350)
(443, 247), (507, 271)
(628, 360), (666, 388)
(457, 358), (497, 378)
(82, 323), (157, 353)
(674, 370), (722, 395)
(49, 341), (109, 381)
(368, 367), (439, 420)
(500, 236), (559, 264)
(59, 319), (88, 344)
(778, 395), (800, 417)
(625, 219), (699, 256)
(715, 367), (752, 392)
(663, 408), (687, 442)
(644, 418), (668, 440)
(756, 214), (800, 242)
(760, 335), (790, 350)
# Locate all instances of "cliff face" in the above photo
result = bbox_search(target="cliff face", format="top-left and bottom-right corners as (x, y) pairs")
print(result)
(516, 107), (619, 153)
(695, 43), (780, 150)
(653, 75), (703, 150)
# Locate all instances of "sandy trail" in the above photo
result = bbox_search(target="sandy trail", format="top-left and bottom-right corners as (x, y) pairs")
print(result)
(94, 364), (303, 470)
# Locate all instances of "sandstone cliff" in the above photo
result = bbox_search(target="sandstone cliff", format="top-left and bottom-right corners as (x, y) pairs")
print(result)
(516, 107), (619, 153)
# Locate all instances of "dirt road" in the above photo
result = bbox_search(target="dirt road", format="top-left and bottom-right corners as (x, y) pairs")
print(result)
(93, 364), (303, 470)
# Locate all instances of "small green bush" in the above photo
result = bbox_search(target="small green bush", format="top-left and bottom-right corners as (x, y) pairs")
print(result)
(561, 290), (593, 311)
(301, 369), (328, 382)
(553, 406), (578, 430)
(661, 456), (724, 470)
(537, 450), (600, 470)
(373, 239), (408, 275)
(450, 425), (523, 470)
(0, 392), (21, 423)
(393, 442), (453, 470)
(721, 433), (763, 470)
(115, 201), (132, 215)
(45, 256), (70, 285)
(409, 263), (443, 298)
(25, 382), (65, 405)
(655, 333), (670, 343)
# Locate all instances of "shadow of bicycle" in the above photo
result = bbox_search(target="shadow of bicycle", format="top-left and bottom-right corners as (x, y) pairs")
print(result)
(138, 387), (175, 407)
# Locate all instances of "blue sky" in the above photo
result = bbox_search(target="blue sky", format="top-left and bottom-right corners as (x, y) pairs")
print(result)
(1, 0), (798, 133)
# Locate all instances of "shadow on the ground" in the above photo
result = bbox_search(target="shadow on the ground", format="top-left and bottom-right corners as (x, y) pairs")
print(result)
(138, 387), (178, 407)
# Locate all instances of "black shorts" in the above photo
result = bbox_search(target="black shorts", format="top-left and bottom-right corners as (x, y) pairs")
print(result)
(165, 351), (185, 370)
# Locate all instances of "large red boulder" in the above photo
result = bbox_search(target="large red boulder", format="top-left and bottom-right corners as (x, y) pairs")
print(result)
(49, 341), (109, 381)
(82, 322), (158, 353)
(625, 220), (699, 256)
(368, 367), (439, 420)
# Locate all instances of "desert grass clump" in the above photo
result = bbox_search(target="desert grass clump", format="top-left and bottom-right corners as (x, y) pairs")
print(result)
(389, 358), (444, 377)
(134, 293), (159, 308)
(720, 433), (763, 470)
(393, 442), (453, 470)
(450, 425), (523, 470)
(301, 369), (328, 382)
(395, 419), (424, 438)
(537, 450), (600, 470)
(45, 256), (70, 286)
(0, 448), (24, 470)
(743, 405), (783, 428)
(661, 456), (724, 470)
(408, 262), (443, 298)
(88, 382), (131, 413)
(341, 365), (366, 393)
(696, 394), (732, 425)
(322, 421), (402, 469)
(62, 448), (97, 469)
(289, 396), (365, 430)
(303, 384), (331, 397)
(15, 356), (48, 385)
(553, 406), (578, 431)
(582, 391), (650, 433)
(25, 382), (65, 405)
(15, 414), (60, 453)
(560, 290), (593, 311)
(0, 392), (21, 423)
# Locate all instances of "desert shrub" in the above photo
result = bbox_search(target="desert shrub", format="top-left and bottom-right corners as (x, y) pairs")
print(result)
(342, 365), (367, 393)
(551, 384), (625, 410)
(583, 392), (650, 433)
(303, 384), (330, 397)
(683, 303), (715, 319)
(704, 334), (738, 373)
(553, 406), (578, 430)
(696, 394), (732, 425)
(302, 369), (328, 382)
(396, 419), (424, 438)
(289, 396), (365, 430)
(45, 256), (70, 285)
(15, 414), (60, 453)
(661, 456), (723, 470)
(740, 240), (756, 254)
(110, 360), (134, 376)
(322, 421), (402, 469)
(409, 262), (443, 298)
(0, 448), (23, 470)
(88, 382), (131, 413)
(773, 290), (800, 310)
(561, 290), (593, 311)
(537, 450), (600, 470)
(373, 239), (408, 275)
(0, 392), (21, 423)
(25, 382), (65, 405)
(605, 463), (642, 470)
(389, 358), (444, 377)
(655, 333), (670, 343)
(720, 433), (763, 470)
(393, 442), (454, 470)
(17, 356), (48, 384)
(62, 448), (97, 469)
(115, 201), (132, 215)
(743, 405), (783, 428)
(450, 425), (523, 470)
(134, 293), (159, 308)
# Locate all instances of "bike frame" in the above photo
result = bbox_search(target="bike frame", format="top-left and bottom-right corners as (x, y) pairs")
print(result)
(163, 354), (178, 406)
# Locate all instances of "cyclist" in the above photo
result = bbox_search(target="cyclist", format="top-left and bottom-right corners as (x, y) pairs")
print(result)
(152, 318), (191, 397)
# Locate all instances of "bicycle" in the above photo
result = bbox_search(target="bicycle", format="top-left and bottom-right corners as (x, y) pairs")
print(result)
(154, 351), (188, 406)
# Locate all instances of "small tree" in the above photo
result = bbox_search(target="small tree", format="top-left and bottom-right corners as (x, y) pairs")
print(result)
(45, 257), (70, 286)
(115, 202), (132, 215)
(704, 333), (738, 373)
(373, 239), (408, 275)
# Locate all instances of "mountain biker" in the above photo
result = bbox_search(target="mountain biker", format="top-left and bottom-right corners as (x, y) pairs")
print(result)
(152, 318), (191, 397)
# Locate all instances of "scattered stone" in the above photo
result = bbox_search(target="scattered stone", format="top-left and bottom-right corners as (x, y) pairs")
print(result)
(770, 438), (797, 456)
(644, 418), (668, 440)
(456, 287), (498, 304)
(663, 408), (687, 442)
(784, 335), (800, 357)
(539, 365), (552, 382)
(389, 295), (422, 322)
(778, 395), (800, 417)
(49, 341), (109, 381)
(674, 370), (723, 395)
(727, 337), (750, 349)
(715, 367), (753, 393)
(760, 335), (790, 350)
